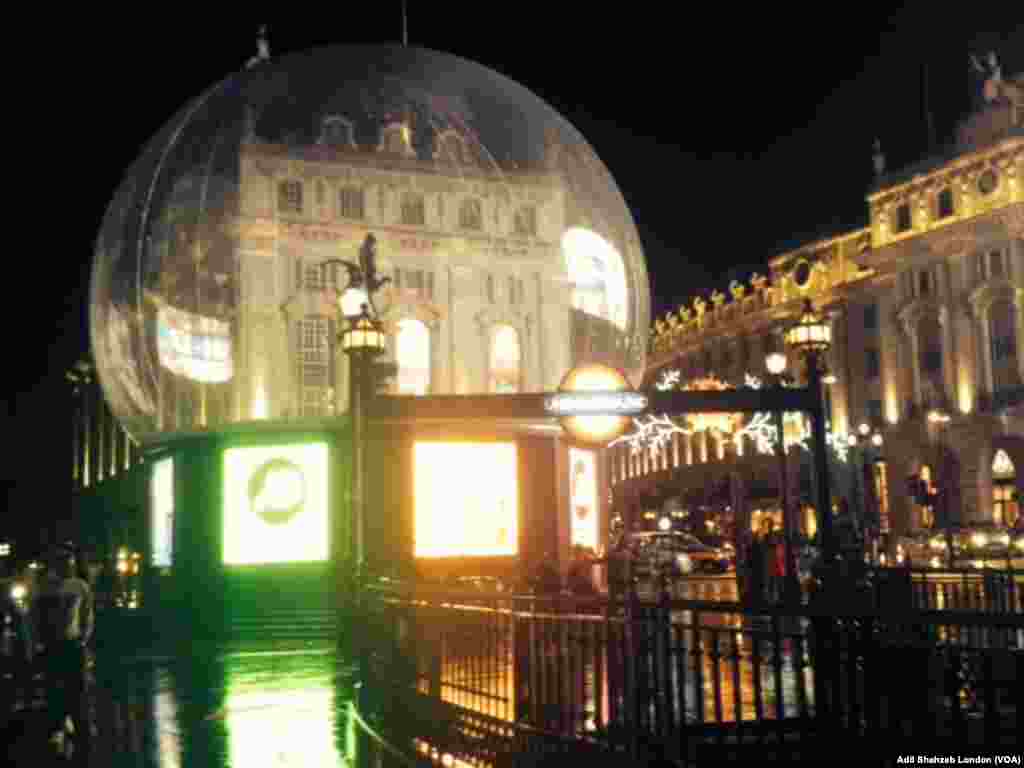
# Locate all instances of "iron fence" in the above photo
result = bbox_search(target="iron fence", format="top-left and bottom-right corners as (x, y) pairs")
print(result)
(363, 583), (1023, 764)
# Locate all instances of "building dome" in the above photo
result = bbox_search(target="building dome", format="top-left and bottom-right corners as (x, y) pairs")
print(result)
(91, 45), (650, 444)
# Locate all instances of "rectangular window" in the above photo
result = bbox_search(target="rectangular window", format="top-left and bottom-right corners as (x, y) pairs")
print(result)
(460, 199), (482, 230)
(394, 268), (402, 291)
(866, 348), (880, 379)
(508, 275), (516, 305)
(990, 250), (1004, 278)
(514, 206), (537, 237)
(919, 270), (930, 297)
(486, 273), (495, 304)
(864, 303), (878, 331)
(339, 187), (365, 219)
(977, 253), (987, 281)
(298, 317), (331, 417)
(895, 203), (912, 233)
(426, 271), (435, 301)
(922, 341), (942, 373)
(937, 188), (954, 219)
(278, 180), (303, 214)
(401, 195), (425, 226)
(867, 399), (883, 426)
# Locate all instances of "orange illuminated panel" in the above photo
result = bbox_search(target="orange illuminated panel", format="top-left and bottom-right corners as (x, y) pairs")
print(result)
(414, 442), (518, 558)
(569, 448), (598, 552)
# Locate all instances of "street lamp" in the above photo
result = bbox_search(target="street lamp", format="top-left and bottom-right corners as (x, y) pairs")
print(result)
(320, 236), (391, 616)
(784, 299), (835, 568)
(765, 352), (787, 377)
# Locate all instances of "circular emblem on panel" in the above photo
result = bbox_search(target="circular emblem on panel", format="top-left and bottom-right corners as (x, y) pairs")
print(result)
(978, 169), (998, 196)
(248, 458), (307, 525)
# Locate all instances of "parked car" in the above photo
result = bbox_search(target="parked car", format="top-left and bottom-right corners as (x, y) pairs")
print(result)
(624, 532), (734, 576)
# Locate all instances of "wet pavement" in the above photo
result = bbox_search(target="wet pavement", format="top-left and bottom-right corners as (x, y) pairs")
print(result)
(4, 642), (357, 767)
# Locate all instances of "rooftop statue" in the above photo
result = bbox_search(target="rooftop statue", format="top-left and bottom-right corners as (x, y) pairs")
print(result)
(971, 51), (1023, 109)
(729, 280), (745, 302)
(246, 25), (270, 69)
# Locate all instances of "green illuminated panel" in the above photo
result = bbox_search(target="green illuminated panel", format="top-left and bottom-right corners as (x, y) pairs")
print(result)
(223, 443), (329, 565)
(151, 457), (174, 567)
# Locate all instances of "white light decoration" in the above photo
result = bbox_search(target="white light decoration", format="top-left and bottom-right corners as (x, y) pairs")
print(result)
(611, 369), (847, 462)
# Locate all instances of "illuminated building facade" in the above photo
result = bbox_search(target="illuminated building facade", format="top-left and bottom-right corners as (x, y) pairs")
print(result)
(623, 76), (1024, 542)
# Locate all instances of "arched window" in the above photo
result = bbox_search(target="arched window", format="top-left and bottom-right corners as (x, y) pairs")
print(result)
(989, 299), (1019, 394)
(490, 325), (520, 393)
(395, 318), (430, 395)
(992, 449), (1018, 527)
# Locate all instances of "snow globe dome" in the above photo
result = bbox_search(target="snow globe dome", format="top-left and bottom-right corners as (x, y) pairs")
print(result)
(91, 45), (650, 445)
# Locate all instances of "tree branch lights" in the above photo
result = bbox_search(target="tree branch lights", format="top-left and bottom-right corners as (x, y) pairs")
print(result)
(611, 370), (848, 463)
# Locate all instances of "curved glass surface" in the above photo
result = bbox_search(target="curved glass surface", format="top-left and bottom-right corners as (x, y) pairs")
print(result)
(91, 45), (650, 444)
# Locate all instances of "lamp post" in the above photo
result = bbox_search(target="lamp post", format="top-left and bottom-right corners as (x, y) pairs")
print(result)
(784, 299), (835, 568)
(848, 426), (885, 562)
(320, 235), (391, 609)
(764, 352), (802, 605)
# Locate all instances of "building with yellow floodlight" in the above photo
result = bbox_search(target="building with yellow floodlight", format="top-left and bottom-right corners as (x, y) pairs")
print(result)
(618, 66), (1024, 547)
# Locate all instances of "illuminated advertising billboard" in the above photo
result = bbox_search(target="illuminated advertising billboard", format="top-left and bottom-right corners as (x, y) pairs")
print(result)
(222, 443), (329, 565)
(414, 442), (517, 558)
(157, 304), (233, 384)
(151, 457), (174, 567)
(569, 448), (598, 552)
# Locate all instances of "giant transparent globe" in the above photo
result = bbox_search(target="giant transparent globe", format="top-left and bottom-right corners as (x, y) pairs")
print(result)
(91, 45), (650, 444)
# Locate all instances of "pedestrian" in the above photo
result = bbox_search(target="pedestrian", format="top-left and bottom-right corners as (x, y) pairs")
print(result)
(31, 545), (94, 757)
(770, 528), (786, 603)
(745, 523), (767, 606)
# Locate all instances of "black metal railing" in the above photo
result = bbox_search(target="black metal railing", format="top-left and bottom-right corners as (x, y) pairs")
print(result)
(362, 582), (1023, 764)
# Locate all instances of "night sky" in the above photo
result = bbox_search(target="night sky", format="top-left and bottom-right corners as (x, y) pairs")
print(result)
(5, 9), (1022, 545)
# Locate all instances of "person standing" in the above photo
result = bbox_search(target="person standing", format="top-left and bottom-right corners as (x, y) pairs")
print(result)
(31, 546), (94, 756)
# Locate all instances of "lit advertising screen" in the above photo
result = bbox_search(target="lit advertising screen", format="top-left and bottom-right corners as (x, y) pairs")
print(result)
(151, 457), (174, 567)
(569, 448), (598, 552)
(157, 304), (233, 384)
(414, 442), (517, 558)
(222, 443), (329, 565)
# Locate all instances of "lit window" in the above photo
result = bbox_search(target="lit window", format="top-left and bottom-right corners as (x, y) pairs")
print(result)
(873, 461), (890, 533)
(339, 187), (365, 220)
(395, 318), (430, 395)
(278, 180), (302, 214)
(490, 325), (520, 393)
(992, 449), (1018, 527)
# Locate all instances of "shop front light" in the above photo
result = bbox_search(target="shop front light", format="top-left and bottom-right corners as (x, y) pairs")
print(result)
(930, 537), (947, 551)
(971, 533), (988, 549)
(929, 556), (941, 569)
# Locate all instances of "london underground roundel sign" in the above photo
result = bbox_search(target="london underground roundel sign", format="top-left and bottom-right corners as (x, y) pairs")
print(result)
(546, 364), (646, 446)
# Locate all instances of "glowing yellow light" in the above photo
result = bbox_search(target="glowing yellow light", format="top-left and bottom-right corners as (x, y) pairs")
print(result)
(879, 553), (887, 566)
(414, 442), (518, 558)
(930, 537), (947, 551)
(658, 517), (671, 532)
(556, 364), (634, 445)
(1015, 539), (1024, 552)
(684, 376), (741, 435)
(117, 561), (128, 574)
(972, 560), (985, 569)
(10, 583), (27, 601)
(253, 376), (268, 420)
(929, 556), (941, 568)
(971, 533), (988, 548)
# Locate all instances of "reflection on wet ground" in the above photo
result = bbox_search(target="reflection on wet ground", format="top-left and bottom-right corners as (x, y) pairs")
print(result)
(6, 643), (353, 767)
